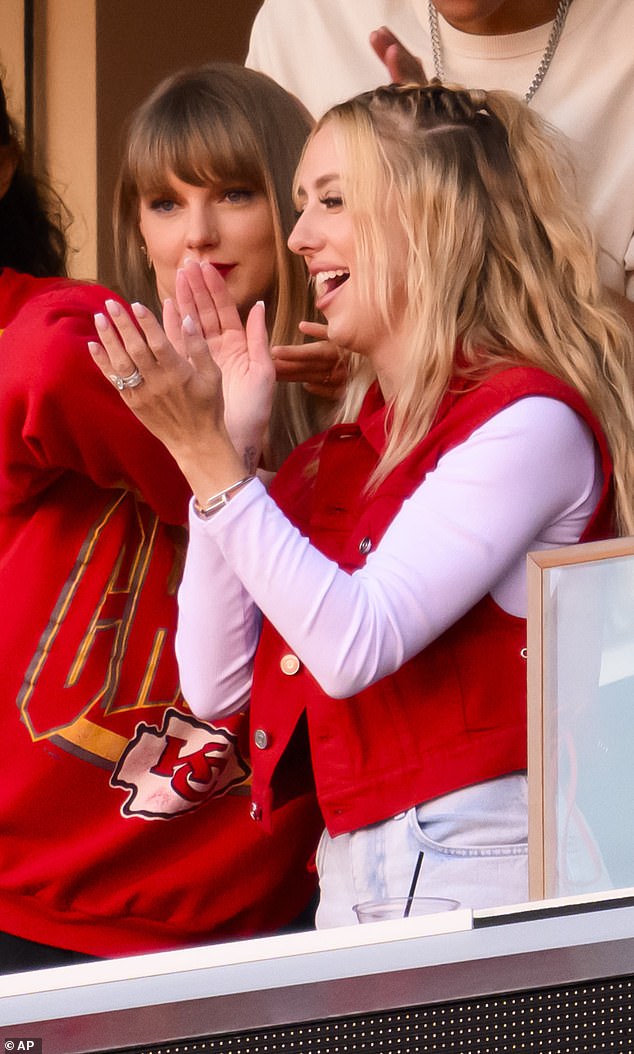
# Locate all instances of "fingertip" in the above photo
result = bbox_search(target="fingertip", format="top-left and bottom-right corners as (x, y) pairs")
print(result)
(131, 301), (148, 319)
(87, 340), (101, 356)
(249, 299), (267, 324)
(164, 297), (182, 324)
(94, 312), (108, 332)
(105, 298), (122, 317)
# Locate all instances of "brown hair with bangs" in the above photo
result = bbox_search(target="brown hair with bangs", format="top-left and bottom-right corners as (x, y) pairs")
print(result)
(114, 62), (321, 464)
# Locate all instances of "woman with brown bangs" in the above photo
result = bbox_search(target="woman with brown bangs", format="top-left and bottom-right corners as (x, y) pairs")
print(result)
(0, 63), (326, 973)
(91, 82), (634, 927)
(115, 61), (341, 468)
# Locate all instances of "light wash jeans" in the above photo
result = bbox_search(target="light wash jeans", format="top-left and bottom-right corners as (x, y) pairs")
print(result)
(315, 774), (529, 928)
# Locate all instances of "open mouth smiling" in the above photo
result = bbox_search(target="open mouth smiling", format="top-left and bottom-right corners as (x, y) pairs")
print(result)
(313, 269), (350, 300)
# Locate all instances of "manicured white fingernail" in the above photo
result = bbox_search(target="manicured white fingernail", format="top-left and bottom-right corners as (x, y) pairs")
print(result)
(105, 298), (121, 317)
(131, 302), (147, 318)
(87, 341), (101, 355)
(182, 314), (197, 335)
(94, 313), (108, 331)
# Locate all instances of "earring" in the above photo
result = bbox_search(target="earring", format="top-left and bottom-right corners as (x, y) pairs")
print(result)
(140, 243), (153, 269)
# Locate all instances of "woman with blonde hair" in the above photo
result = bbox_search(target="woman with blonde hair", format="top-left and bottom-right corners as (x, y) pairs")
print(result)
(91, 82), (634, 927)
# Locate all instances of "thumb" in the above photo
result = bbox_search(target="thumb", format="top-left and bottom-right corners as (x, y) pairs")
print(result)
(181, 314), (219, 377)
(163, 297), (185, 354)
(386, 42), (427, 84)
(246, 300), (273, 369)
(298, 320), (330, 341)
(370, 27), (426, 84)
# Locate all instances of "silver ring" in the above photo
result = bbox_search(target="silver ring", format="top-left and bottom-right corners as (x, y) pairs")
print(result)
(110, 369), (143, 391)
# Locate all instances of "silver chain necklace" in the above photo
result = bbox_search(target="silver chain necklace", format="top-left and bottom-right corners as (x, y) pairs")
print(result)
(428, 0), (572, 104)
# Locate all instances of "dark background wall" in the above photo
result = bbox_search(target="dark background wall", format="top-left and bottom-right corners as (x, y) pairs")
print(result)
(95, 0), (263, 286)
(2, 0), (264, 282)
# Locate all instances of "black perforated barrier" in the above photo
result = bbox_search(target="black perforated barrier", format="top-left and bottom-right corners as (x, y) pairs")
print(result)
(108, 974), (633, 1054)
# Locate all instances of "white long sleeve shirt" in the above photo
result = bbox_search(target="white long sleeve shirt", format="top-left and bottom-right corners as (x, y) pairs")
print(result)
(176, 397), (601, 718)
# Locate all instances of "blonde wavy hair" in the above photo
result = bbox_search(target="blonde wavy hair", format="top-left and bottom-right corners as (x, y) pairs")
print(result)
(114, 62), (321, 467)
(311, 83), (634, 534)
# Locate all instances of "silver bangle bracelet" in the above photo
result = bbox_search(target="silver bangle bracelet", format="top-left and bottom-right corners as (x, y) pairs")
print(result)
(193, 475), (256, 520)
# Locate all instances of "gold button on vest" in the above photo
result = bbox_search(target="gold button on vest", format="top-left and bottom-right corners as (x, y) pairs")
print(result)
(280, 653), (301, 676)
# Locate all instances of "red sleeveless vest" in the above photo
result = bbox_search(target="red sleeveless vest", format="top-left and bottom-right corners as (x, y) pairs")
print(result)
(249, 367), (614, 836)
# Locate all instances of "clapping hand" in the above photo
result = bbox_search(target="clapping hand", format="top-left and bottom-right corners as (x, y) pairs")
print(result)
(166, 259), (276, 472)
(370, 26), (427, 84)
(272, 321), (349, 399)
(89, 298), (229, 459)
(171, 260), (348, 403)
(88, 265), (274, 497)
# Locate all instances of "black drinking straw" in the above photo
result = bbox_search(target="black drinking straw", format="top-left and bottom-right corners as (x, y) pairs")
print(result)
(403, 851), (425, 917)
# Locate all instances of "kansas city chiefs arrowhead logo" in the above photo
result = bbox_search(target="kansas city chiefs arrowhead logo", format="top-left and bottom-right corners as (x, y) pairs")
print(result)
(112, 708), (250, 819)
